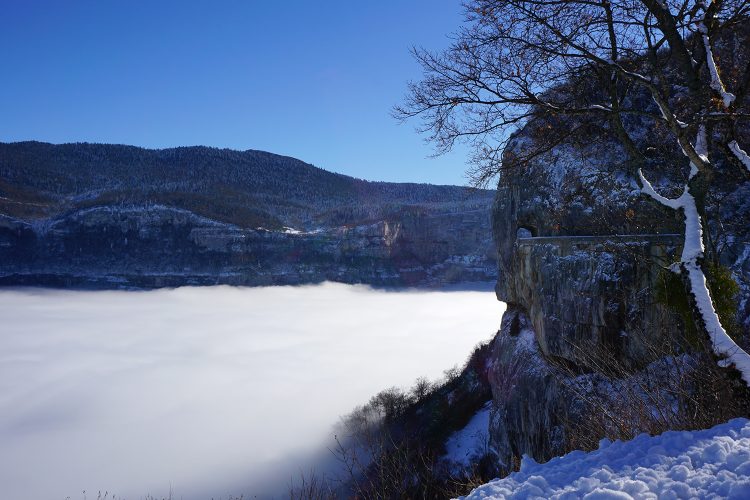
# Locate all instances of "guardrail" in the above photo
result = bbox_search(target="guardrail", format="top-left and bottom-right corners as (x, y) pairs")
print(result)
(516, 234), (682, 245)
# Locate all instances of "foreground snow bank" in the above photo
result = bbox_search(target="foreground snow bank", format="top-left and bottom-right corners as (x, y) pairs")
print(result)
(462, 418), (750, 499)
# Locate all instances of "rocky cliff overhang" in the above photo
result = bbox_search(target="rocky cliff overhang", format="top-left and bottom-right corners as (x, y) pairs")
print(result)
(483, 106), (749, 473)
(500, 233), (683, 371)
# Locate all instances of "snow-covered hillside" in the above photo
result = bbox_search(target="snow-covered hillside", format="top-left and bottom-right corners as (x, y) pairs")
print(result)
(462, 418), (750, 499)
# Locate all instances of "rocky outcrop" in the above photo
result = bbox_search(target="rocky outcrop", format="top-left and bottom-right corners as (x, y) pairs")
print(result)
(501, 234), (682, 370)
(491, 128), (687, 371)
(486, 308), (570, 473)
(483, 115), (750, 470)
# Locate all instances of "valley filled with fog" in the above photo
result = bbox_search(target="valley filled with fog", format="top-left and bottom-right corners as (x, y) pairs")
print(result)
(0, 283), (504, 499)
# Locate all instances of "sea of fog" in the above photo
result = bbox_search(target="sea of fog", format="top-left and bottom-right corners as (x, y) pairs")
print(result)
(0, 282), (504, 500)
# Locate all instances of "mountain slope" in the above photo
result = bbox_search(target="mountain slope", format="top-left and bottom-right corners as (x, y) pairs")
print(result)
(0, 141), (495, 288)
(0, 141), (489, 228)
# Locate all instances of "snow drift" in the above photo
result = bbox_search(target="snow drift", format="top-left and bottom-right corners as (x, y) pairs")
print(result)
(462, 418), (750, 499)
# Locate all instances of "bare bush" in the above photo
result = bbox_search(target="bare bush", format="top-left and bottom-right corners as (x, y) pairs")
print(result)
(288, 470), (337, 500)
(410, 376), (433, 403)
(557, 330), (750, 452)
(290, 341), (497, 498)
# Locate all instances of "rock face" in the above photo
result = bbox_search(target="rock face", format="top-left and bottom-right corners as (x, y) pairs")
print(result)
(0, 142), (496, 288)
(500, 235), (682, 370)
(486, 308), (570, 473)
(0, 205), (495, 288)
(483, 116), (750, 471)
(491, 125), (687, 372)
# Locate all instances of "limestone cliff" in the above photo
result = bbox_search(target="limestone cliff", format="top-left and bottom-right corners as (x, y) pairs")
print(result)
(483, 115), (750, 471)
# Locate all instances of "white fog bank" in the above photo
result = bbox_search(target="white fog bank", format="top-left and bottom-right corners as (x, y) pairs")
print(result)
(0, 283), (504, 500)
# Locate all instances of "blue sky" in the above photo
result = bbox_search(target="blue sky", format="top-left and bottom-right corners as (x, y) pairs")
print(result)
(1, 1), (474, 185)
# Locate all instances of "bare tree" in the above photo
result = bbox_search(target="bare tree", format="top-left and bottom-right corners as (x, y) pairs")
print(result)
(410, 376), (434, 402)
(396, 0), (750, 384)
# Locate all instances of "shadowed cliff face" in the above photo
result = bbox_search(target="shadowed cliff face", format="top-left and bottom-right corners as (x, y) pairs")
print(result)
(502, 235), (682, 369)
(492, 114), (750, 359)
(484, 116), (750, 470)
(492, 123), (686, 371)
(486, 308), (571, 473)
(484, 122), (686, 469)
(493, 119), (750, 332)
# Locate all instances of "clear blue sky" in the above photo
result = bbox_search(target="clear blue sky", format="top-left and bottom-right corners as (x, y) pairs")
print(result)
(1, 1), (474, 185)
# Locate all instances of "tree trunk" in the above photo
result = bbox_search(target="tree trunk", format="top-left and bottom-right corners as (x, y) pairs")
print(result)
(680, 179), (750, 386)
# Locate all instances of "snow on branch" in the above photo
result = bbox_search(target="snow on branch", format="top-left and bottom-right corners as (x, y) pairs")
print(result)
(694, 125), (708, 161)
(685, 261), (750, 386)
(699, 22), (736, 108)
(651, 96), (688, 129)
(640, 169), (750, 385)
(638, 169), (684, 210)
(686, 125), (710, 179)
(639, 129), (750, 384)
(678, 186), (705, 269)
(639, 170), (704, 263)
(729, 140), (750, 173)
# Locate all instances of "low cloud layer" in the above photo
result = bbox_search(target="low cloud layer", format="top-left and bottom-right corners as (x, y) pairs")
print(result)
(0, 283), (504, 499)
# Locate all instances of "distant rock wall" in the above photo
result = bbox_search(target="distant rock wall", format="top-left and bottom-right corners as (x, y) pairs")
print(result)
(0, 141), (499, 289)
(0, 205), (496, 288)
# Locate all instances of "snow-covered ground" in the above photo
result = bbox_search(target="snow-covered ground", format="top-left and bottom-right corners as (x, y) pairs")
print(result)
(0, 283), (503, 500)
(463, 418), (750, 500)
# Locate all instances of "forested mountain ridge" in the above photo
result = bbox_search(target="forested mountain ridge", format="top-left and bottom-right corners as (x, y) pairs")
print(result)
(0, 141), (490, 229)
(0, 141), (495, 288)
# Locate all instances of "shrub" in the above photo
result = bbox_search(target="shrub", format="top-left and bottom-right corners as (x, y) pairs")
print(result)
(656, 262), (742, 345)
(557, 329), (750, 452)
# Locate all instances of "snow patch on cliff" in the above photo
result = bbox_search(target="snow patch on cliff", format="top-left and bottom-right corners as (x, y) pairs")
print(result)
(444, 401), (493, 469)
